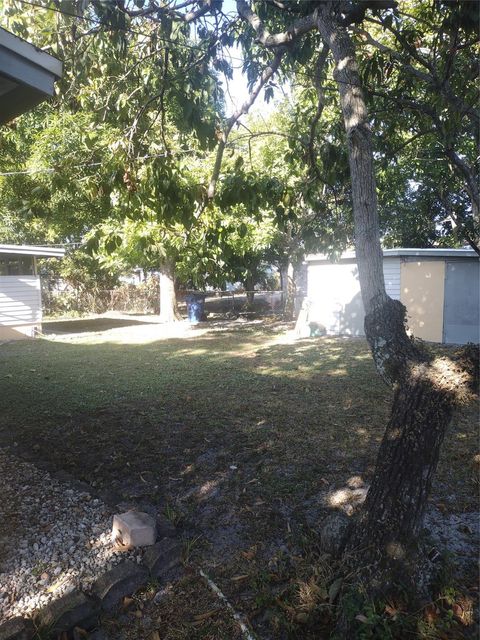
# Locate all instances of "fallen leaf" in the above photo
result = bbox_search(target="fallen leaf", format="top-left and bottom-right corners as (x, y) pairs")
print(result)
(328, 577), (343, 603)
(355, 614), (369, 623)
(149, 632), (161, 640)
(241, 546), (257, 560)
(452, 603), (465, 622)
(423, 604), (440, 623)
(192, 609), (219, 625)
(384, 603), (399, 619)
(231, 574), (250, 582)
(47, 576), (69, 593)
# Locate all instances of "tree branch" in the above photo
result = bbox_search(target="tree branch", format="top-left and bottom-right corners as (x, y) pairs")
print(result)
(445, 147), (480, 222)
(358, 21), (480, 134)
(207, 48), (285, 199)
(439, 191), (480, 256)
(307, 44), (330, 177)
(119, 0), (216, 23)
(227, 130), (301, 147)
(236, 0), (316, 48)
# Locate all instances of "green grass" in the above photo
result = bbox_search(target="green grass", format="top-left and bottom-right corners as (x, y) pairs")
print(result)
(0, 319), (477, 639)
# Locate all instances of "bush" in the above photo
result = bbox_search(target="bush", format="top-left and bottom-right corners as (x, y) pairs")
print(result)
(42, 276), (160, 317)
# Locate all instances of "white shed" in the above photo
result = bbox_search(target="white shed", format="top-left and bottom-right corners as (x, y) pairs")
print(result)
(0, 244), (64, 340)
(306, 248), (479, 345)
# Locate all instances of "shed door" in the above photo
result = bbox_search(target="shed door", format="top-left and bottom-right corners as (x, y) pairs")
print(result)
(443, 260), (480, 344)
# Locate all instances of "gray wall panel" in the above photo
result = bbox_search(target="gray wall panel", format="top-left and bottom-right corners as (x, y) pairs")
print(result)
(443, 260), (480, 344)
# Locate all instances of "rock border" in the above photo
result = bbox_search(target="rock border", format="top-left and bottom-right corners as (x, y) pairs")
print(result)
(0, 529), (182, 640)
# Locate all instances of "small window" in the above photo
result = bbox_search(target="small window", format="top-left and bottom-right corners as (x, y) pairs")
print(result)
(0, 255), (34, 276)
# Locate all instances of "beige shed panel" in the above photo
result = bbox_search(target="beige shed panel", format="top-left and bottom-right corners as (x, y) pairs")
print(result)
(400, 260), (445, 342)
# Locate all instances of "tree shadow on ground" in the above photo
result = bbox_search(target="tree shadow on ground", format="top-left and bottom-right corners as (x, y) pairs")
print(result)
(43, 317), (155, 334)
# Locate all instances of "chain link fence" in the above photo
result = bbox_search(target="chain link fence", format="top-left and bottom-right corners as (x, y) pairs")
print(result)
(42, 279), (289, 318)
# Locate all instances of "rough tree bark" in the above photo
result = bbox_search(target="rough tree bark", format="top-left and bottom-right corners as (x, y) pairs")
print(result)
(316, 2), (478, 599)
(158, 258), (181, 323)
(280, 262), (295, 321)
(244, 273), (255, 309)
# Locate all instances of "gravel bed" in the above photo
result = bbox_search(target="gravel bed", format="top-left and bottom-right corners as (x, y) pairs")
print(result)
(0, 448), (143, 620)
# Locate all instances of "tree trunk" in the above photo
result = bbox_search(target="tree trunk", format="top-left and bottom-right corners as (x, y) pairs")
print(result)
(346, 373), (452, 561)
(244, 274), (255, 309)
(315, 5), (468, 595)
(280, 262), (295, 321)
(159, 259), (181, 323)
(317, 9), (385, 317)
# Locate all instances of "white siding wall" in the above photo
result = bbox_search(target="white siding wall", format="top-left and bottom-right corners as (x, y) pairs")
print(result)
(307, 257), (401, 336)
(383, 257), (401, 300)
(0, 276), (42, 326)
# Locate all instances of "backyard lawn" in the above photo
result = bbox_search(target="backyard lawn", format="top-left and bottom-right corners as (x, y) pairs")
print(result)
(0, 318), (477, 639)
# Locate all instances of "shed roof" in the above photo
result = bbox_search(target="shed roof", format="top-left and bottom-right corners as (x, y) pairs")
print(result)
(0, 244), (65, 258)
(306, 247), (479, 262)
(0, 27), (63, 124)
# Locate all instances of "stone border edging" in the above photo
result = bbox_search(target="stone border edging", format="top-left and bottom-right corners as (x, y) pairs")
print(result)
(0, 536), (182, 640)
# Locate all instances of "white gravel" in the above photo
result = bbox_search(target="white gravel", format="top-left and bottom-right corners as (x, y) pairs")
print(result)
(0, 449), (142, 620)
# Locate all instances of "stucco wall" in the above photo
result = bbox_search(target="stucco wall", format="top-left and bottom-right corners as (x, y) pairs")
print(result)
(400, 260), (445, 342)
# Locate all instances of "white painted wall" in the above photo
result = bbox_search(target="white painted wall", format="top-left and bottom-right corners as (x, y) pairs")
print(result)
(384, 258), (401, 300)
(0, 276), (42, 326)
(307, 258), (400, 336)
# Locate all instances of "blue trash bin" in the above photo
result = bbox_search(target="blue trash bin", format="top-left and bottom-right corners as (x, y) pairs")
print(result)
(186, 293), (205, 324)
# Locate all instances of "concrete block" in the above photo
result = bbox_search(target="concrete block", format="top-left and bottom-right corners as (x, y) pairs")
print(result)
(143, 538), (182, 578)
(112, 511), (156, 547)
(36, 590), (98, 634)
(0, 618), (34, 640)
(92, 561), (148, 612)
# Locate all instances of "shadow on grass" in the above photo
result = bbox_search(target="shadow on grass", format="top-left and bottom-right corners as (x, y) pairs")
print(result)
(0, 329), (389, 531)
(42, 316), (155, 334)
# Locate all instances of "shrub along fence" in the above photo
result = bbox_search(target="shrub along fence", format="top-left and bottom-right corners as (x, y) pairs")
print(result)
(42, 280), (288, 318)
(42, 279), (160, 317)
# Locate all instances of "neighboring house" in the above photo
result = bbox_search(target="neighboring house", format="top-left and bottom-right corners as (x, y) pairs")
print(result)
(306, 248), (479, 345)
(0, 244), (65, 340)
(0, 31), (64, 339)
(0, 27), (62, 124)
(119, 268), (147, 286)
